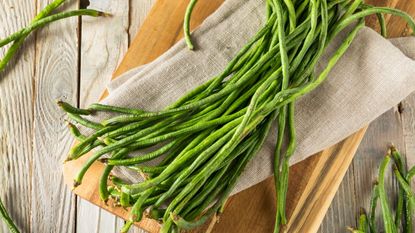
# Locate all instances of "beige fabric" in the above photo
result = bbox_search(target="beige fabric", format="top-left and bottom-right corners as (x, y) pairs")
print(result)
(92, 0), (415, 194)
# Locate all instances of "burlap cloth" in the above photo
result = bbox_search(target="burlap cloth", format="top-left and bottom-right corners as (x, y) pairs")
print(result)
(89, 0), (415, 194)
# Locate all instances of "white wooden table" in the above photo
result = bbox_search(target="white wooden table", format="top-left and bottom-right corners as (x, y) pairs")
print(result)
(0, 1), (414, 233)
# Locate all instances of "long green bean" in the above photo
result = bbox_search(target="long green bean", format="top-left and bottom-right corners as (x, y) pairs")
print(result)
(369, 183), (379, 233)
(393, 166), (415, 206)
(0, 197), (20, 233)
(378, 156), (396, 233)
(0, 10), (106, 47)
(1, 7), (107, 73)
(0, 0), (66, 73)
(390, 146), (406, 229)
(183, 0), (198, 50)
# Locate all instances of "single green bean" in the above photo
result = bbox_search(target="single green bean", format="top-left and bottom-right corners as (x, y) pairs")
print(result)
(358, 208), (369, 233)
(378, 156), (396, 233)
(0, 0), (66, 73)
(99, 149), (129, 202)
(88, 103), (145, 115)
(57, 100), (92, 115)
(390, 146), (406, 229)
(183, 0), (198, 50)
(369, 183), (379, 233)
(107, 140), (178, 166)
(0, 10), (107, 47)
(67, 113), (102, 130)
(0, 197), (20, 233)
(393, 166), (415, 206)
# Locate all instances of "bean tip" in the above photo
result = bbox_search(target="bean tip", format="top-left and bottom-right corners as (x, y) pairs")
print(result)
(346, 227), (355, 232)
(56, 100), (64, 107)
(73, 180), (81, 189)
(120, 186), (131, 194)
(101, 120), (110, 126)
(170, 212), (180, 221)
(99, 158), (109, 164)
(68, 148), (79, 159)
(279, 223), (287, 232)
(98, 11), (112, 17)
(65, 120), (75, 128)
(138, 171), (149, 180)
(64, 157), (73, 163)
(128, 215), (135, 222)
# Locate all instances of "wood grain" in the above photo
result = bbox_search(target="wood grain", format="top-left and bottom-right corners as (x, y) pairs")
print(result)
(79, 0), (129, 108)
(401, 96), (415, 230)
(30, 0), (79, 232)
(128, 0), (157, 44)
(77, 0), (131, 231)
(0, 1), (36, 232)
(77, 0), (155, 232)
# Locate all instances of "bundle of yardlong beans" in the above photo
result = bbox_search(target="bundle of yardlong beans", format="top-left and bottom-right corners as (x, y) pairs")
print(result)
(59, 0), (415, 232)
(349, 146), (415, 233)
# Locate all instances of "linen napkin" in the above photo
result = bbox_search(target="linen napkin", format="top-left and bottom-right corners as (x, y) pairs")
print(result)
(90, 0), (415, 194)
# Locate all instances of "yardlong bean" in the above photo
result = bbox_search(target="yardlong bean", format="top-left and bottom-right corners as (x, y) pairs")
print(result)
(0, 1), (107, 73)
(378, 156), (396, 233)
(353, 146), (415, 233)
(0, 197), (20, 233)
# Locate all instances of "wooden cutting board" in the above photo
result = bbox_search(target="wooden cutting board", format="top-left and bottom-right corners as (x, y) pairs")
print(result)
(63, 0), (381, 232)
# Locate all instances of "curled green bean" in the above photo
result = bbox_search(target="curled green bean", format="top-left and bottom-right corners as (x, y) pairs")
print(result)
(183, 0), (198, 50)
(0, 0), (66, 73)
(1, 9), (107, 72)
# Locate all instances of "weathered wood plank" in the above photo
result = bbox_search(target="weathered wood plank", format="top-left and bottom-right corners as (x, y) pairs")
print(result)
(401, 95), (415, 230)
(318, 168), (357, 233)
(79, 0), (129, 107)
(129, 0), (156, 43)
(0, 0), (36, 232)
(402, 97), (415, 174)
(77, 0), (131, 232)
(77, 200), (125, 233)
(77, 0), (155, 232)
(30, 0), (80, 232)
